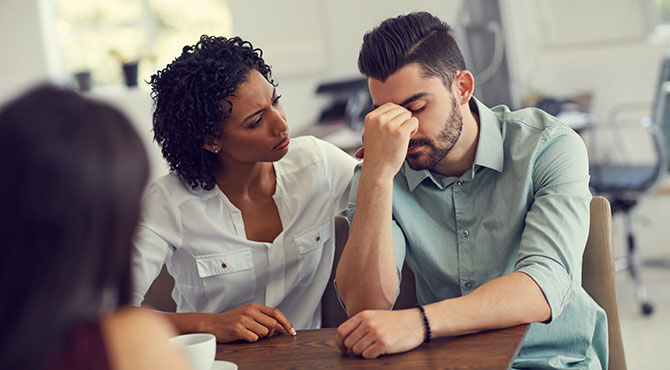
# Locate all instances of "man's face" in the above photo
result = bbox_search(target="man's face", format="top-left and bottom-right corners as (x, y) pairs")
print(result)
(368, 63), (463, 171)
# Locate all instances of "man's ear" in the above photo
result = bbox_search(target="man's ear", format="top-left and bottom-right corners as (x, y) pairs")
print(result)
(453, 70), (475, 106)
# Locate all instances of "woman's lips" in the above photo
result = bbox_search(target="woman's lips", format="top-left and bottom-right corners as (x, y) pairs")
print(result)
(273, 136), (290, 150)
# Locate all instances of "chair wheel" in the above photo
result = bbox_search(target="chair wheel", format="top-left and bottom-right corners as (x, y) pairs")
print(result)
(641, 302), (654, 316)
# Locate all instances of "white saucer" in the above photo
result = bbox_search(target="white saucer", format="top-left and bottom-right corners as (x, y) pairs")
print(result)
(212, 360), (238, 370)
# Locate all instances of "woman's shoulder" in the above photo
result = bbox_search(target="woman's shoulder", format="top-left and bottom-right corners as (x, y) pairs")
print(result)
(101, 307), (190, 370)
(283, 136), (355, 168)
(286, 135), (321, 154)
(144, 172), (216, 205)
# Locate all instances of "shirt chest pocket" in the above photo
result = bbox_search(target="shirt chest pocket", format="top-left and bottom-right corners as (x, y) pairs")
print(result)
(294, 220), (332, 286)
(194, 249), (256, 310)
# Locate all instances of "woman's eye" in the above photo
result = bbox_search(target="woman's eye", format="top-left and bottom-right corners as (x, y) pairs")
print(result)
(273, 95), (282, 105)
(248, 116), (262, 128)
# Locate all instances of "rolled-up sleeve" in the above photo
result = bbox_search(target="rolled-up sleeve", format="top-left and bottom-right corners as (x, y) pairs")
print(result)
(514, 126), (591, 321)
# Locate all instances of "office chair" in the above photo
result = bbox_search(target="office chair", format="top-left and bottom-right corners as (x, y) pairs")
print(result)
(582, 196), (626, 370)
(587, 53), (670, 316)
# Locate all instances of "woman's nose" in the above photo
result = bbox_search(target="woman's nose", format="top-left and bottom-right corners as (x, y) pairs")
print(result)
(271, 110), (288, 136)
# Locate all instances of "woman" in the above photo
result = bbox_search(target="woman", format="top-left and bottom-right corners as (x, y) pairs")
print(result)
(133, 35), (358, 343)
(0, 85), (190, 370)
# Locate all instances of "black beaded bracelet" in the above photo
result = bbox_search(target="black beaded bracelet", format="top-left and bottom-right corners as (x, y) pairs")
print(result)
(416, 304), (432, 343)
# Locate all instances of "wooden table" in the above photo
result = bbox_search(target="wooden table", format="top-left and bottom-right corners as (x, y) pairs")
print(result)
(216, 324), (529, 369)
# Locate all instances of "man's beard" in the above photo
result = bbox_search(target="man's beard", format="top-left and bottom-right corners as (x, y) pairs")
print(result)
(406, 97), (463, 171)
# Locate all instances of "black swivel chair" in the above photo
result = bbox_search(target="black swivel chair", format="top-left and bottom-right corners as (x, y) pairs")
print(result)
(588, 52), (670, 316)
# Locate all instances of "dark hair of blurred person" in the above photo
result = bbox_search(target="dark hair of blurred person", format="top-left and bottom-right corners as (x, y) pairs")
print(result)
(0, 84), (190, 370)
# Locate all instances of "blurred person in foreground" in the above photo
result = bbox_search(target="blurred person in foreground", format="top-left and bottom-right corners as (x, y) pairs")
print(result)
(0, 85), (191, 370)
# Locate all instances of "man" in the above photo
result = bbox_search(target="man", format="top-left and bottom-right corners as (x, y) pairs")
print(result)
(335, 11), (607, 369)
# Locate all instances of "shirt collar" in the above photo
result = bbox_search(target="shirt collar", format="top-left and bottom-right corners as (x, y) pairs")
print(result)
(472, 97), (504, 174)
(403, 97), (504, 192)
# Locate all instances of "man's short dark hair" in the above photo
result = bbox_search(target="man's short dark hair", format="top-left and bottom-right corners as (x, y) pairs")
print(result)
(358, 11), (466, 85)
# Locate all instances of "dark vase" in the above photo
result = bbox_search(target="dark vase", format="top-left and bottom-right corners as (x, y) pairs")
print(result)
(73, 70), (92, 92)
(122, 62), (139, 88)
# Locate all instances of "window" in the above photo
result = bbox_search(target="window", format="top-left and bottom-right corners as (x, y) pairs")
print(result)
(654, 0), (670, 26)
(53, 0), (232, 87)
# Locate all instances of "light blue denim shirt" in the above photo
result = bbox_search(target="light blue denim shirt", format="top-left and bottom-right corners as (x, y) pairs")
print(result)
(348, 99), (608, 369)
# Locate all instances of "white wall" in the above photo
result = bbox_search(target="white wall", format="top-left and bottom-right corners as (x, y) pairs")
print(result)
(504, 0), (669, 123)
(3, 0), (669, 174)
(0, 0), (53, 102)
(228, 0), (464, 133)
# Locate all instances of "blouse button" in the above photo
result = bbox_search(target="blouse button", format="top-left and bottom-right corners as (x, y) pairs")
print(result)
(221, 262), (227, 269)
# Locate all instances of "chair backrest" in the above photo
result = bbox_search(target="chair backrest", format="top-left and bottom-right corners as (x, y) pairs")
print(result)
(142, 264), (177, 312)
(321, 216), (418, 328)
(582, 196), (627, 370)
(652, 51), (670, 170)
(320, 215), (350, 327)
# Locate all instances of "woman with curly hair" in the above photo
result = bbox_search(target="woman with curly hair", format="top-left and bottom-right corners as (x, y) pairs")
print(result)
(132, 35), (358, 343)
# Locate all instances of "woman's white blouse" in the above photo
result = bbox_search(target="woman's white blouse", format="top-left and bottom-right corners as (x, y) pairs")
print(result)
(131, 136), (358, 329)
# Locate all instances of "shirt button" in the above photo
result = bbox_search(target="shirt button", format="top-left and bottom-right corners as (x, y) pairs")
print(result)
(221, 262), (227, 268)
(464, 282), (473, 290)
(456, 181), (463, 186)
(315, 234), (321, 242)
(462, 230), (470, 237)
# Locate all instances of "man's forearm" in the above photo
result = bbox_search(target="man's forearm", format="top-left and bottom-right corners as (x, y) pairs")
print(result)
(425, 272), (551, 338)
(336, 168), (399, 314)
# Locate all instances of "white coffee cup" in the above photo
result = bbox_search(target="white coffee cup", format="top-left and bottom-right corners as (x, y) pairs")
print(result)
(170, 333), (216, 370)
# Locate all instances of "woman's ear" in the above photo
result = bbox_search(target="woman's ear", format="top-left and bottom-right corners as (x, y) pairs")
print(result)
(453, 70), (475, 106)
(203, 140), (221, 154)
(205, 145), (220, 153)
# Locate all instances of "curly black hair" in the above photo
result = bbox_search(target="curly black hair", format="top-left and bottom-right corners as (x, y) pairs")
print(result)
(149, 35), (275, 190)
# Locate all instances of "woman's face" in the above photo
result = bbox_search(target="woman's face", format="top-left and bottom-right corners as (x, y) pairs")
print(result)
(210, 69), (289, 164)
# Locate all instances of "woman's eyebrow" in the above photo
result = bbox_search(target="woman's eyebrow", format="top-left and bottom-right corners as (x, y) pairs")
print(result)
(242, 108), (264, 124)
(240, 88), (276, 125)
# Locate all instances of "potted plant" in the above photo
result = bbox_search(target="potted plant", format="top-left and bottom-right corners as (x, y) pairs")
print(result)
(110, 49), (142, 88)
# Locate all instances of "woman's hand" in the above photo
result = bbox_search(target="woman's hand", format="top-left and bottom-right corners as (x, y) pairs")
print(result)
(211, 303), (296, 343)
(166, 303), (296, 343)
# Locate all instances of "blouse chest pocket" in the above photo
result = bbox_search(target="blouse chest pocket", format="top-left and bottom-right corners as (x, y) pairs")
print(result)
(194, 249), (256, 309)
(294, 220), (332, 286)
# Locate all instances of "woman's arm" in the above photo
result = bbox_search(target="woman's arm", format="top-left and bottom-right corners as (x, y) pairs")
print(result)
(162, 303), (296, 343)
(102, 307), (190, 370)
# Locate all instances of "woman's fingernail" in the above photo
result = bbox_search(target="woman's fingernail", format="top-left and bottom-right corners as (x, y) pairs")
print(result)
(290, 327), (297, 335)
